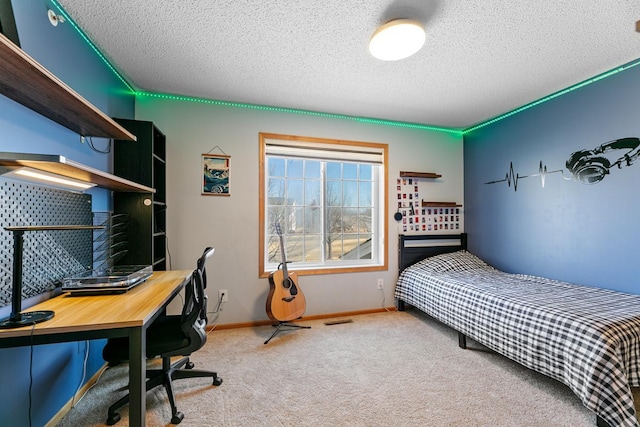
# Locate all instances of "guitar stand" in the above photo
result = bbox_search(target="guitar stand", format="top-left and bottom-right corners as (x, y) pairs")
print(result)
(264, 321), (311, 345)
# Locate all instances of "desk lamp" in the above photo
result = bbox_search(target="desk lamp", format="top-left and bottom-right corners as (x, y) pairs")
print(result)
(0, 225), (102, 329)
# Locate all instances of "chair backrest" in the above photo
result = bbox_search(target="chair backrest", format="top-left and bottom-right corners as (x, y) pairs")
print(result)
(196, 247), (214, 321)
(179, 247), (215, 354)
(197, 246), (215, 289)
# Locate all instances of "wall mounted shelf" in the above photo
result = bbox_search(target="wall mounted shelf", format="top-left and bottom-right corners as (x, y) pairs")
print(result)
(396, 171), (463, 234)
(399, 171), (442, 179)
(421, 201), (462, 207)
(0, 33), (136, 141)
(0, 152), (154, 193)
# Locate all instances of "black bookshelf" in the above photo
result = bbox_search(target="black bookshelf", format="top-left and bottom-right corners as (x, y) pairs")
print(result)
(113, 119), (167, 270)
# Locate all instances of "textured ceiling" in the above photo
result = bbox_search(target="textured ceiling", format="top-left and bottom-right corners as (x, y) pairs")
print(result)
(56, 0), (640, 130)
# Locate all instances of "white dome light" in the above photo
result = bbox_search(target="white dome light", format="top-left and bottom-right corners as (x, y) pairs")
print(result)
(369, 19), (426, 61)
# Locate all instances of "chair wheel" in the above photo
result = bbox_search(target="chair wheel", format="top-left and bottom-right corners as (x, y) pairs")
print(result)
(185, 361), (195, 369)
(171, 411), (184, 424)
(213, 376), (223, 386)
(106, 412), (121, 425)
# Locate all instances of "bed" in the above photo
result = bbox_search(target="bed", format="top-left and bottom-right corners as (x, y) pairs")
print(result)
(394, 233), (640, 427)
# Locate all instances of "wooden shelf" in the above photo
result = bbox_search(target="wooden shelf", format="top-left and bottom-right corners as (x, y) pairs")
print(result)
(400, 171), (442, 179)
(421, 201), (462, 207)
(0, 152), (154, 193)
(0, 33), (136, 141)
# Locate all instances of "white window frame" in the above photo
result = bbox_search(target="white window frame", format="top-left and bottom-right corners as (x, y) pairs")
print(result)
(259, 133), (388, 277)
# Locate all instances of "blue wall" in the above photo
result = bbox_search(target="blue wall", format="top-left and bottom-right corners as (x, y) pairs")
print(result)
(464, 62), (640, 293)
(0, 1), (134, 425)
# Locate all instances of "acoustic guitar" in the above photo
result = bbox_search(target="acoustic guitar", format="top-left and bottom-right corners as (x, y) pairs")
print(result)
(266, 223), (306, 322)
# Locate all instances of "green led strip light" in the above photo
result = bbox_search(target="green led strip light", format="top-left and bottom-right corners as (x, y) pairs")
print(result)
(49, 0), (461, 135)
(50, 0), (135, 93)
(52, 0), (640, 136)
(463, 58), (640, 134)
(135, 91), (463, 135)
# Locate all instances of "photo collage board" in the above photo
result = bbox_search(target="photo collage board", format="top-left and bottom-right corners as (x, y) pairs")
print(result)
(396, 176), (463, 234)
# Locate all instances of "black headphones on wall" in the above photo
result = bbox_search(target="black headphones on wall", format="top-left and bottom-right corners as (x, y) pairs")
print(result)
(565, 137), (640, 184)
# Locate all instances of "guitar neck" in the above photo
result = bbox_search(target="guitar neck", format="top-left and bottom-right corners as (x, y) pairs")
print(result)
(279, 233), (289, 277)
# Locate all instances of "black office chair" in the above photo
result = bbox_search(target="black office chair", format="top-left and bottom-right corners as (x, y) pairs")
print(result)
(102, 247), (222, 425)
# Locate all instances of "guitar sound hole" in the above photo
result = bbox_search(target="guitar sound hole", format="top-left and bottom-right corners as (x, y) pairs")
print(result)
(283, 278), (298, 295)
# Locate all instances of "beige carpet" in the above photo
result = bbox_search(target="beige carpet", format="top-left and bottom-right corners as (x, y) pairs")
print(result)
(57, 310), (605, 427)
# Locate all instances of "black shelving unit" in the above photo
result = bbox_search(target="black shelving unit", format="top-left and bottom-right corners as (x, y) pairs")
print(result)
(113, 119), (167, 270)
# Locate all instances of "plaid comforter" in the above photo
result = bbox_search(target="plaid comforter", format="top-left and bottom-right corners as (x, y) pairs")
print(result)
(395, 253), (640, 427)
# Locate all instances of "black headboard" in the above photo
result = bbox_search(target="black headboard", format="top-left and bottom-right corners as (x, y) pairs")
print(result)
(398, 233), (467, 272)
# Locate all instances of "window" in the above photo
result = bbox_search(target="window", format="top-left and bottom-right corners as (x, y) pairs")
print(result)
(259, 133), (388, 277)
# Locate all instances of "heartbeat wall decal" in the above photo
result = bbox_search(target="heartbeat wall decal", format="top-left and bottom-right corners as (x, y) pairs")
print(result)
(485, 161), (569, 192)
(485, 137), (640, 191)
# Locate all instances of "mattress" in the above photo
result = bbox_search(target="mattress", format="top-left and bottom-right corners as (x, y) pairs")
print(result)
(395, 250), (640, 427)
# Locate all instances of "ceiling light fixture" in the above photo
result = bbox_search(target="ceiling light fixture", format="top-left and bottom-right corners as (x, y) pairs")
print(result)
(369, 19), (426, 61)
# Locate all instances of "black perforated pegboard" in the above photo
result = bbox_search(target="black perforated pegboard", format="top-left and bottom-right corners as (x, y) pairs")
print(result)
(0, 177), (92, 307)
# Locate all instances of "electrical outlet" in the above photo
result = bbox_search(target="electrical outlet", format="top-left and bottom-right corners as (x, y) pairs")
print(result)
(219, 289), (228, 303)
(377, 279), (384, 289)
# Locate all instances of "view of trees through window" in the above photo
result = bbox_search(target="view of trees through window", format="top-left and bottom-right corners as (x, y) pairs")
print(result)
(266, 157), (374, 265)
(259, 132), (387, 276)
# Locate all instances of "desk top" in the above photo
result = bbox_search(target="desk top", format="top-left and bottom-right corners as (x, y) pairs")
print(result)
(0, 270), (191, 341)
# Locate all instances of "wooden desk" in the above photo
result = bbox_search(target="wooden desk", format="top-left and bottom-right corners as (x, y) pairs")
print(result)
(0, 270), (191, 427)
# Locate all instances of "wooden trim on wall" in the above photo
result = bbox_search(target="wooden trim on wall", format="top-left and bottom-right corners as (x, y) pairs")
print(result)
(209, 307), (397, 331)
(258, 132), (388, 278)
(258, 134), (268, 277)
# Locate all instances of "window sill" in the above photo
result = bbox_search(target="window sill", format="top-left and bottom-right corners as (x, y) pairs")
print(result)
(259, 264), (387, 278)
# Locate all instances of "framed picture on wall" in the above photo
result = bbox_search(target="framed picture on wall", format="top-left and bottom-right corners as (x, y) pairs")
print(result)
(202, 154), (230, 196)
